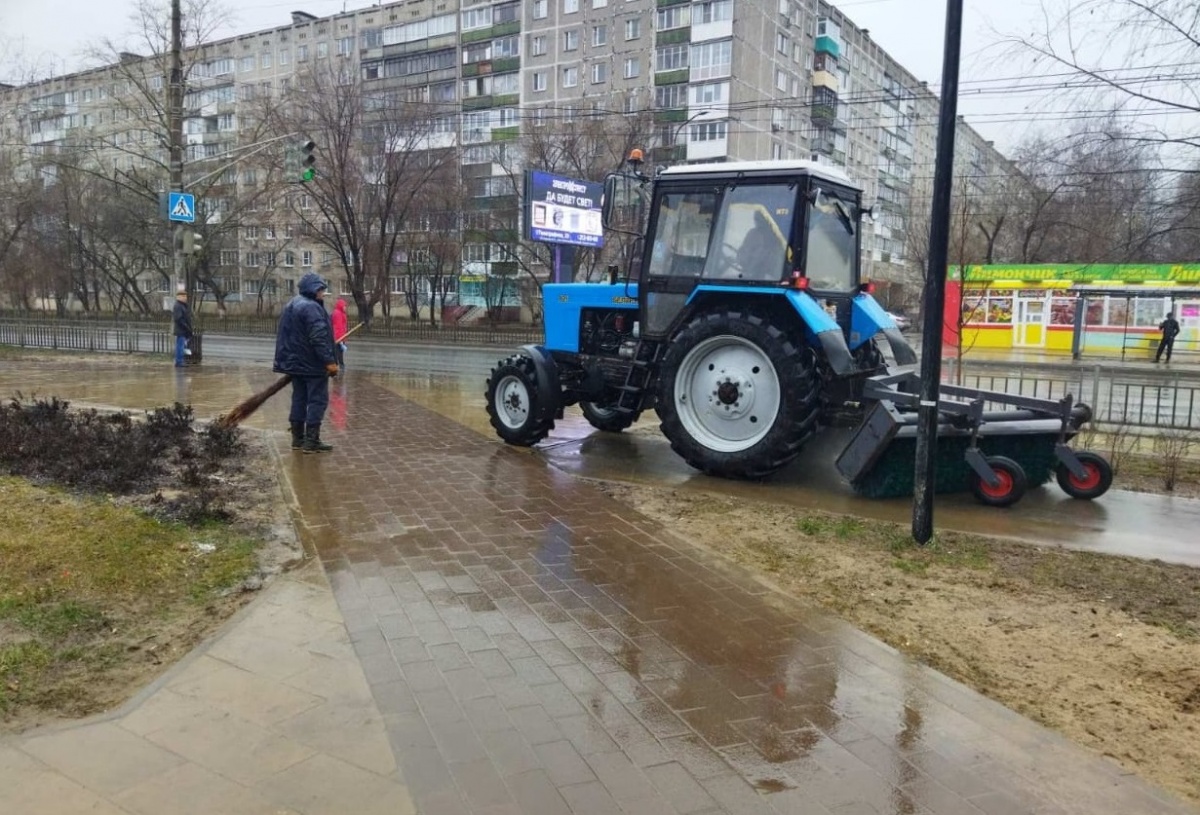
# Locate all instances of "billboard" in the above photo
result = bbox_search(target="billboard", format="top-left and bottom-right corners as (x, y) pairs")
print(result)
(526, 170), (604, 249)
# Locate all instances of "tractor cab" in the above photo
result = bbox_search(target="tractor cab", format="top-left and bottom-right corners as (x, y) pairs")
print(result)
(605, 159), (916, 374)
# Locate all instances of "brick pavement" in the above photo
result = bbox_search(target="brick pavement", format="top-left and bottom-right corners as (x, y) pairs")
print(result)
(281, 374), (1197, 815)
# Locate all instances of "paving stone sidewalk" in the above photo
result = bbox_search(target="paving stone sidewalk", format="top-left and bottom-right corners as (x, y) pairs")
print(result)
(0, 563), (414, 815)
(282, 375), (1197, 815)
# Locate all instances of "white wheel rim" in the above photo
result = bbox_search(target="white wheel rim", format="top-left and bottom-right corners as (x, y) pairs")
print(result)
(584, 402), (619, 419)
(494, 374), (531, 430)
(674, 335), (781, 453)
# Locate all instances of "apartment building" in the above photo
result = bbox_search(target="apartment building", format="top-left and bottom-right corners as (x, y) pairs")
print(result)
(0, 0), (1013, 314)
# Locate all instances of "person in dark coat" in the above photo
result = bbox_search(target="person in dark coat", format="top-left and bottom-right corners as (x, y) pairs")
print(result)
(331, 298), (348, 369)
(274, 273), (338, 452)
(1156, 312), (1181, 363)
(171, 288), (193, 367)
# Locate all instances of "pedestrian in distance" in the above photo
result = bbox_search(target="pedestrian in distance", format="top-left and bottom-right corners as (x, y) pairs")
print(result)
(1156, 311), (1181, 363)
(172, 287), (193, 368)
(332, 298), (349, 370)
(274, 272), (339, 453)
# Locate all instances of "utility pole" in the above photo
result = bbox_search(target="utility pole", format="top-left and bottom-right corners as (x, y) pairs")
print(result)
(911, 0), (965, 544)
(169, 0), (185, 294)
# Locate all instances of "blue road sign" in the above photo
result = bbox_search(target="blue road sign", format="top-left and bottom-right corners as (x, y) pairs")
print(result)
(168, 192), (196, 223)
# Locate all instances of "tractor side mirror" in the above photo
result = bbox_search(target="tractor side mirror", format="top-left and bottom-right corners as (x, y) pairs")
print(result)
(861, 203), (879, 222)
(602, 174), (617, 229)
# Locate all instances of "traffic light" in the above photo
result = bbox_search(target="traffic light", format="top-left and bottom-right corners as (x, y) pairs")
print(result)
(286, 138), (317, 183)
(300, 139), (316, 182)
(181, 230), (203, 256)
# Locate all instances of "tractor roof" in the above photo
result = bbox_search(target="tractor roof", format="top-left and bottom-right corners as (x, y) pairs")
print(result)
(659, 160), (858, 190)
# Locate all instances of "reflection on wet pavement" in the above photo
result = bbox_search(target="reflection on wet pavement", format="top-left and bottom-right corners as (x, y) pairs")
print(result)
(289, 373), (1192, 815)
(3, 359), (1196, 814)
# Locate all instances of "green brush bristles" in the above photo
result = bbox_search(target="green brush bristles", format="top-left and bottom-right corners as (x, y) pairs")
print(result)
(850, 434), (1061, 499)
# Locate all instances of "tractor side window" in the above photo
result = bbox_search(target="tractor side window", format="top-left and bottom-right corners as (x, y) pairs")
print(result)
(702, 185), (795, 282)
(646, 191), (718, 279)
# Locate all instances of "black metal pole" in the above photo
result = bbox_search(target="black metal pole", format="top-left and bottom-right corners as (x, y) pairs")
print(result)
(912, 0), (966, 544)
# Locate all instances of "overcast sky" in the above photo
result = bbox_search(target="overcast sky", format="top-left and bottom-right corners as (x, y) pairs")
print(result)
(0, 0), (1106, 152)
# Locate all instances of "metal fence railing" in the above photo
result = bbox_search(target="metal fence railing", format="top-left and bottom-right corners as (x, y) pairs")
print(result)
(942, 363), (1200, 431)
(0, 315), (544, 348)
(3, 315), (1197, 431)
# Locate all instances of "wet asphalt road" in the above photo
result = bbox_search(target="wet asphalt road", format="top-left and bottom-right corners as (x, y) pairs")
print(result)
(196, 335), (1200, 569)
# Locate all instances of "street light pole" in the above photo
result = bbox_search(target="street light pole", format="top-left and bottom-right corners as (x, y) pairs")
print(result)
(665, 109), (718, 164)
(912, 0), (966, 544)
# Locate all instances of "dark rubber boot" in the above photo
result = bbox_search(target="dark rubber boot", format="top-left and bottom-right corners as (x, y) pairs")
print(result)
(290, 422), (305, 450)
(303, 424), (333, 454)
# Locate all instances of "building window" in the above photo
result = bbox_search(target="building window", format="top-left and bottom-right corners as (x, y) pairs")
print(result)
(260, 52), (272, 69)
(563, 30), (579, 51)
(532, 71), (547, 92)
(302, 251), (313, 267)
(317, 41), (328, 58)
(284, 251), (295, 267)
(564, 0), (579, 13)
(655, 44), (688, 72)
(220, 250), (238, 266)
(239, 56), (254, 72)
(298, 44), (309, 60)
(775, 69), (788, 92)
(562, 67), (578, 88)
(624, 18), (641, 40)
(691, 121), (727, 141)
(534, 0), (548, 19)
(656, 6), (690, 30)
(592, 24), (608, 46)
(591, 63), (608, 83)
(531, 35), (546, 56)
(690, 39), (731, 80)
(776, 33), (788, 54)
(691, 81), (727, 105)
(244, 252), (260, 267)
(655, 83), (687, 109)
(695, 0), (732, 23)
(593, 0), (608, 6)
(623, 57), (639, 79)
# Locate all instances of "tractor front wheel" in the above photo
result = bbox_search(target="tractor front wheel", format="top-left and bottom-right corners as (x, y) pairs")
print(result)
(580, 400), (640, 433)
(1055, 451), (1112, 500)
(485, 354), (556, 446)
(656, 310), (821, 479)
(968, 455), (1028, 508)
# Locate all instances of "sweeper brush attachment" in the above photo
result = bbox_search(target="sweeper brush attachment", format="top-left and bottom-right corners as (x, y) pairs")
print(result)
(836, 369), (1111, 507)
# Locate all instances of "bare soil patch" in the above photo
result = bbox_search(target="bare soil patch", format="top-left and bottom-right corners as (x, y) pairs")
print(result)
(599, 482), (1200, 804)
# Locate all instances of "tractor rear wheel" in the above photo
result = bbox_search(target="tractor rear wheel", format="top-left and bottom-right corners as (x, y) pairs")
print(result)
(485, 354), (556, 446)
(580, 400), (640, 432)
(1055, 451), (1112, 499)
(655, 310), (821, 479)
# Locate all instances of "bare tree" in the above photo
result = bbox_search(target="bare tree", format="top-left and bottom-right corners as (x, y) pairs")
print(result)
(265, 62), (458, 326)
(1003, 1), (1200, 159)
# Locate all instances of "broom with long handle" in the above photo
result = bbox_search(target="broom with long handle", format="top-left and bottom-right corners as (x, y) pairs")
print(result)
(215, 322), (364, 429)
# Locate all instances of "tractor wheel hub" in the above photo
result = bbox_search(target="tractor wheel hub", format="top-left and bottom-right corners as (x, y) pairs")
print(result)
(708, 370), (755, 419)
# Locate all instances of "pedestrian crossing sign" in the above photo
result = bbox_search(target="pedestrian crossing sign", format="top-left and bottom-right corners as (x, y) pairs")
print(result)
(168, 192), (195, 223)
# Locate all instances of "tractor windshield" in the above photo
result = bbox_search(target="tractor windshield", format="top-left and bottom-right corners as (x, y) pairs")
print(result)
(701, 184), (795, 282)
(805, 191), (858, 292)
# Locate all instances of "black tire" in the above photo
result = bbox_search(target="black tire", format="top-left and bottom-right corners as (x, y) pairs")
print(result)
(968, 455), (1028, 508)
(1055, 450), (1113, 500)
(655, 309), (821, 479)
(485, 354), (555, 446)
(580, 400), (640, 433)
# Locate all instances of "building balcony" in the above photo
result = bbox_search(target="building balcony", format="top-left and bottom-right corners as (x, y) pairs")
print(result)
(655, 108), (687, 123)
(463, 95), (494, 111)
(491, 125), (519, 141)
(655, 28), (690, 46)
(812, 70), (838, 90)
(656, 0), (688, 7)
(811, 103), (837, 125)
(654, 69), (689, 86)
(815, 35), (841, 58)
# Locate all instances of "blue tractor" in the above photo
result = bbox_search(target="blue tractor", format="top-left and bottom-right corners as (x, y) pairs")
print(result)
(486, 158), (1110, 505)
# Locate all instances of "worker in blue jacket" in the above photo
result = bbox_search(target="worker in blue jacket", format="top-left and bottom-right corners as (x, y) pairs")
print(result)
(274, 272), (339, 452)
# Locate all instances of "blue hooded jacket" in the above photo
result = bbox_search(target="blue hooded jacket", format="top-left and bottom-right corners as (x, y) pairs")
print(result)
(274, 272), (336, 376)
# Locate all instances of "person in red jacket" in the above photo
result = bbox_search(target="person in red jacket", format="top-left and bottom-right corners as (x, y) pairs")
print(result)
(331, 298), (348, 369)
